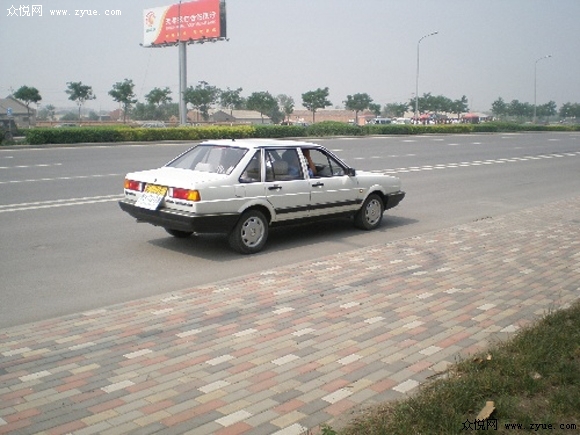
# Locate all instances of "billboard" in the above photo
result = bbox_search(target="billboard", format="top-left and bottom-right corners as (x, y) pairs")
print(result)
(143, 0), (226, 47)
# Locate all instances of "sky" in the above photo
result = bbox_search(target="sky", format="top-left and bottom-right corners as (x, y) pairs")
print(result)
(1, 0), (579, 114)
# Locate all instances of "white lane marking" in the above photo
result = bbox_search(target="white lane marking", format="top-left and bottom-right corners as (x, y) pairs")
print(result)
(375, 151), (580, 175)
(0, 195), (123, 213)
(0, 173), (122, 185)
(0, 163), (63, 169)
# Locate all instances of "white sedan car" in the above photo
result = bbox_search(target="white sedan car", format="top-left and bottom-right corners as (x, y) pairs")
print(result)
(119, 139), (405, 254)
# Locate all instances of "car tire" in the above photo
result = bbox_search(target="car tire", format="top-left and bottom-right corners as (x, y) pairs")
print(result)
(165, 228), (193, 238)
(228, 210), (268, 254)
(354, 193), (384, 230)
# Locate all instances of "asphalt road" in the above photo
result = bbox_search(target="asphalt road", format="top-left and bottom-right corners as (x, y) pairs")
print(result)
(1, 132), (579, 328)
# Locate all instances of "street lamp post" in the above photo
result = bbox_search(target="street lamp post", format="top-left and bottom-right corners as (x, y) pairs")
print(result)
(533, 54), (552, 124)
(415, 31), (438, 122)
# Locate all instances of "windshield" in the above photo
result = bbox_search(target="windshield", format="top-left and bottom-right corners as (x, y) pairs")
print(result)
(167, 145), (247, 175)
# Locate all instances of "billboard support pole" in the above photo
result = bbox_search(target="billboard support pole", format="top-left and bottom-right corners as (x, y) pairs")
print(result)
(178, 41), (187, 125)
(143, 1), (227, 126)
(177, 0), (187, 126)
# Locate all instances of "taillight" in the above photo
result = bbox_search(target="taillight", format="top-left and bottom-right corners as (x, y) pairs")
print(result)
(124, 179), (143, 191)
(170, 188), (201, 202)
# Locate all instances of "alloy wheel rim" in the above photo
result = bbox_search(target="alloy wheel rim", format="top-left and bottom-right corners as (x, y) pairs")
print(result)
(366, 200), (381, 225)
(241, 217), (265, 247)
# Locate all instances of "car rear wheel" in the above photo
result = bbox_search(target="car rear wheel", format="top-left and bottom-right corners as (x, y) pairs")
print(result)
(228, 210), (268, 254)
(354, 193), (384, 230)
(165, 228), (193, 238)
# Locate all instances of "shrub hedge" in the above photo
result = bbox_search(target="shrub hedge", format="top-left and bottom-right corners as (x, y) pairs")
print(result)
(18, 121), (580, 146)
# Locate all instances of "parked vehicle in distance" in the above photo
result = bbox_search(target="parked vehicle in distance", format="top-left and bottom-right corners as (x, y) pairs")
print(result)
(141, 121), (166, 128)
(368, 117), (392, 125)
(53, 123), (78, 128)
(119, 139), (405, 254)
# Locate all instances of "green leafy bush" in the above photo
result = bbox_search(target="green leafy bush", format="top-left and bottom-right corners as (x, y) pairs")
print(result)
(253, 124), (308, 138)
(24, 125), (258, 145)
(306, 121), (364, 137)
(20, 122), (580, 145)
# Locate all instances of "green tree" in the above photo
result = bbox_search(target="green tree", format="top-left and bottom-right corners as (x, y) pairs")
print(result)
(45, 104), (56, 121)
(184, 81), (220, 121)
(559, 102), (580, 119)
(163, 103), (179, 120)
(136, 88), (175, 121)
(87, 111), (100, 121)
(277, 94), (295, 123)
(536, 101), (557, 121)
(145, 87), (172, 107)
(37, 104), (56, 122)
(131, 102), (157, 121)
(220, 87), (244, 115)
(491, 97), (508, 119)
(13, 85), (42, 127)
(409, 93), (432, 115)
(409, 93), (454, 116)
(450, 95), (469, 118)
(384, 102), (409, 118)
(65, 81), (96, 122)
(507, 99), (533, 120)
(60, 112), (78, 121)
(302, 87), (331, 123)
(109, 79), (137, 123)
(246, 91), (279, 123)
(368, 103), (382, 117)
(132, 101), (178, 122)
(344, 93), (373, 125)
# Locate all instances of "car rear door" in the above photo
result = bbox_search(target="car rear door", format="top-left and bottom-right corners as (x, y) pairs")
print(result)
(263, 148), (311, 222)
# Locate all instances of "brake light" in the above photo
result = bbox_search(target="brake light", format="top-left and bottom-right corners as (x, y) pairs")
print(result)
(170, 188), (201, 201)
(124, 179), (143, 191)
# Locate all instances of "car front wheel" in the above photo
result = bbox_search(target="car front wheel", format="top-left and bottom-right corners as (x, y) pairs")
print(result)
(228, 210), (269, 254)
(354, 193), (384, 230)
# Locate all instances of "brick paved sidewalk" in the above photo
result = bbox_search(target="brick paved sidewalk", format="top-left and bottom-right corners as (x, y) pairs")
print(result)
(1, 197), (579, 435)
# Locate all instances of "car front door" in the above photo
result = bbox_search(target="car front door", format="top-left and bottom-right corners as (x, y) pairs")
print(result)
(305, 148), (360, 218)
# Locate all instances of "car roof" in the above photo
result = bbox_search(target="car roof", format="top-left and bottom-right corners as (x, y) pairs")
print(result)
(199, 138), (321, 150)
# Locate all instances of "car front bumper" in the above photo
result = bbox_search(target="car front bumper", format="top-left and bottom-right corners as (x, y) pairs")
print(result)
(118, 200), (240, 234)
(385, 191), (405, 210)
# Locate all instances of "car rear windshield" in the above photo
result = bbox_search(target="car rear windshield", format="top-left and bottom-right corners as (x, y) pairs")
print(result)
(167, 145), (247, 175)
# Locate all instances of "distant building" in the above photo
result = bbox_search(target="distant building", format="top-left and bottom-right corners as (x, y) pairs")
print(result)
(289, 109), (375, 125)
(0, 96), (37, 128)
(209, 109), (272, 124)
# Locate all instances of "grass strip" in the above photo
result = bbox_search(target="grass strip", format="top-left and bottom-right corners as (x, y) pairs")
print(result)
(334, 301), (580, 434)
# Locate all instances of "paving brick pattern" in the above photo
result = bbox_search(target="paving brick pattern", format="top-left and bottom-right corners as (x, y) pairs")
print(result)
(1, 197), (580, 435)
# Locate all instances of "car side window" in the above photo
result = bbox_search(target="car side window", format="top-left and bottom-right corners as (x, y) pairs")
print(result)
(308, 149), (346, 177)
(168, 145), (246, 173)
(265, 149), (303, 181)
(240, 151), (262, 183)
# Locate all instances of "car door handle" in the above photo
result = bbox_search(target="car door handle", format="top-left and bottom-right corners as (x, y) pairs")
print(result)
(312, 182), (325, 187)
(268, 185), (282, 191)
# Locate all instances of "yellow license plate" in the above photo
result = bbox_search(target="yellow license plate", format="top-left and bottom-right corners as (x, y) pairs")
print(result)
(144, 184), (168, 196)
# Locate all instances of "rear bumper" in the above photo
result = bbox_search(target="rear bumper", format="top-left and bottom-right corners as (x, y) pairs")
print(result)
(385, 191), (405, 210)
(118, 200), (240, 234)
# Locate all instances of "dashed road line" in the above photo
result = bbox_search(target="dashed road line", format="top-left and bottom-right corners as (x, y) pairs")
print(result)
(375, 151), (580, 174)
(0, 173), (122, 184)
(0, 163), (63, 170)
(0, 195), (123, 213)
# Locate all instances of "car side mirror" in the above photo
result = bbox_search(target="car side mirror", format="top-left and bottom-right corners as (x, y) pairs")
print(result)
(347, 167), (356, 176)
